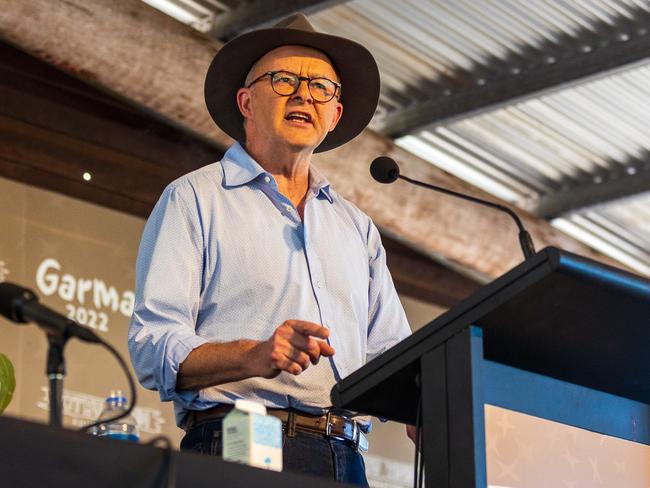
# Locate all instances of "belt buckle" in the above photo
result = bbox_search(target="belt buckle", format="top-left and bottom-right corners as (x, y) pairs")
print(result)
(325, 412), (368, 453)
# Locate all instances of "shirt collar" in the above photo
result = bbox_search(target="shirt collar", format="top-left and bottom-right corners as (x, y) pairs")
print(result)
(221, 142), (334, 204)
(221, 142), (267, 187)
(309, 165), (334, 204)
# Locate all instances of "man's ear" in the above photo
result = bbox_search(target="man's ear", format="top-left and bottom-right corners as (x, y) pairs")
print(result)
(236, 88), (253, 119)
(328, 101), (343, 133)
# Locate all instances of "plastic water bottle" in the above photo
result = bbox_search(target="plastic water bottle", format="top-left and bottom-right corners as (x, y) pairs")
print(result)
(96, 389), (140, 442)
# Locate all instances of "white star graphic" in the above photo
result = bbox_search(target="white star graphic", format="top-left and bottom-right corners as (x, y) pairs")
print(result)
(496, 412), (515, 437)
(514, 436), (534, 463)
(486, 433), (501, 457)
(588, 457), (602, 483)
(495, 459), (520, 482)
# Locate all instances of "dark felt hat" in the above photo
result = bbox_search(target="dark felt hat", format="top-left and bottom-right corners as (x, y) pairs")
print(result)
(204, 13), (380, 153)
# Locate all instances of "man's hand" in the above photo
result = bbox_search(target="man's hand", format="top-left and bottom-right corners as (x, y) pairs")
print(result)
(249, 320), (335, 378)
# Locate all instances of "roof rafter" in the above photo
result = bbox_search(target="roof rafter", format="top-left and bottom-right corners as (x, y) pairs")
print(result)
(536, 159), (650, 218)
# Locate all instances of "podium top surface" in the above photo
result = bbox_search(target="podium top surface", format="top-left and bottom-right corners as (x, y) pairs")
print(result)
(331, 247), (650, 423)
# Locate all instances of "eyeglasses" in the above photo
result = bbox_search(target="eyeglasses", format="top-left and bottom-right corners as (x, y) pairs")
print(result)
(246, 70), (341, 103)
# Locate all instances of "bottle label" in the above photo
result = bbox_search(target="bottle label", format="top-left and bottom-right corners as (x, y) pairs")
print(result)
(101, 432), (139, 442)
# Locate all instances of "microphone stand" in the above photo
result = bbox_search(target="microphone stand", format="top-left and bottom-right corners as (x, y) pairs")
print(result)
(1, 282), (138, 432)
(46, 332), (69, 427)
(398, 174), (536, 260)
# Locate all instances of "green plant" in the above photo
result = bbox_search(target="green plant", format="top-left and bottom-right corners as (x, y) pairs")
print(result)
(0, 353), (16, 414)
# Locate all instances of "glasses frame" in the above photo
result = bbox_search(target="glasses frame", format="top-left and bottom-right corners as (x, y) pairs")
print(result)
(246, 70), (341, 103)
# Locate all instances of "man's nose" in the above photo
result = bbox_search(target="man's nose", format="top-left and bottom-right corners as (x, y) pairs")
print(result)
(291, 79), (313, 103)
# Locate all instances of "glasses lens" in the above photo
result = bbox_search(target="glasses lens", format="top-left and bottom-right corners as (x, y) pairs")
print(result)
(309, 78), (337, 102)
(270, 72), (338, 102)
(271, 72), (299, 95)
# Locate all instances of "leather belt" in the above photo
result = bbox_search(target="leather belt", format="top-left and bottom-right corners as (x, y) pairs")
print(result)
(185, 405), (368, 452)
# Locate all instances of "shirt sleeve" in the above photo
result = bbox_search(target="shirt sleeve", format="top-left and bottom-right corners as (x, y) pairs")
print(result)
(365, 220), (412, 363)
(128, 183), (210, 408)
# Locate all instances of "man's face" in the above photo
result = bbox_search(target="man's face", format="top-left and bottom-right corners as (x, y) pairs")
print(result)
(237, 45), (343, 153)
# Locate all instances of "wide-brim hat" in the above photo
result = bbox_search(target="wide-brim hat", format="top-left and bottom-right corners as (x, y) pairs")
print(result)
(204, 14), (380, 153)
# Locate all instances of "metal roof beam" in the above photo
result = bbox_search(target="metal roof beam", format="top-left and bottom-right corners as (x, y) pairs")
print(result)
(378, 11), (650, 136)
(536, 162), (650, 218)
(209, 0), (350, 41)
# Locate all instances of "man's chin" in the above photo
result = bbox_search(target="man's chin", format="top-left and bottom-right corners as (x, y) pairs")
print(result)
(284, 135), (326, 153)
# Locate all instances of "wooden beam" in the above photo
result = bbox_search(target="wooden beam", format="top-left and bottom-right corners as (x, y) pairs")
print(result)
(376, 7), (650, 136)
(0, 0), (620, 279)
(382, 237), (480, 308)
(210, 0), (350, 41)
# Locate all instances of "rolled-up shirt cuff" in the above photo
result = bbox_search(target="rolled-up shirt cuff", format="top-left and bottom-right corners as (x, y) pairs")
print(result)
(158, 332), (209, 406)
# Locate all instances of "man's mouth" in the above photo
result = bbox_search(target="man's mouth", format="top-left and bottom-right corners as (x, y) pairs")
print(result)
(285, 111), (313, 124)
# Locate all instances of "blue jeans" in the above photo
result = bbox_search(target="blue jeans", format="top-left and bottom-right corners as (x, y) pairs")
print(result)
(180, 418), (368, 486)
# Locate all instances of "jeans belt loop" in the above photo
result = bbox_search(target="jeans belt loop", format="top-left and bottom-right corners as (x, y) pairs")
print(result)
(325, 411), (336, 438)
(286, 410), (297, 438)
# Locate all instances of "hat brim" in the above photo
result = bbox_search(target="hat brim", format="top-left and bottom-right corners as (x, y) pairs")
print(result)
(204, 28), (380, 153)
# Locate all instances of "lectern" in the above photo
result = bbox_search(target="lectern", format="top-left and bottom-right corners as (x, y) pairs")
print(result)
(331, 247), (650, 487)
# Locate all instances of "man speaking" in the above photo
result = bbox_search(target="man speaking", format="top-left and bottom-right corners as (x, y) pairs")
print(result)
(129, 13), (411, 485)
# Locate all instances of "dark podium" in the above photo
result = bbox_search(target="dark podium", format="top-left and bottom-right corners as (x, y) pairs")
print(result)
(332, 247), (650, 487)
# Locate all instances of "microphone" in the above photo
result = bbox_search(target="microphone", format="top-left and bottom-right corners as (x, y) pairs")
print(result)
(370, 156), (536, 259)
(370, 156), (400, 183)
(0, 282), (102, 343)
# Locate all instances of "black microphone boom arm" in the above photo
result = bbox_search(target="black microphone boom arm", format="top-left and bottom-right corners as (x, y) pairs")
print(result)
(369, 156), (536, 260)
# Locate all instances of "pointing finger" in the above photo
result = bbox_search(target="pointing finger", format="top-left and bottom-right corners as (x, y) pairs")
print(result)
(316, 340), (335, 357)
(287, 320), (329, 339)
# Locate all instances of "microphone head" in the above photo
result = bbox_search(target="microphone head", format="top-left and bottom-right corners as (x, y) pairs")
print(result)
(370, 156), (400, 184)
(0, 283), (36, 323)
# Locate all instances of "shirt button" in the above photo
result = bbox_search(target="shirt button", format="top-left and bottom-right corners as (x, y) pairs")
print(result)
(316, 281), (322, 289)
(264, 175), (271, 183)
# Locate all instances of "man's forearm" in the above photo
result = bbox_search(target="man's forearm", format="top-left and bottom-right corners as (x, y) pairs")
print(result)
(176, 340), (260, 391)
(175, 320), (335, 392)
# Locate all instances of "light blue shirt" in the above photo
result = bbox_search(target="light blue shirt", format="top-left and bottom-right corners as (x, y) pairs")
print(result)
(128, 143), (411, 426)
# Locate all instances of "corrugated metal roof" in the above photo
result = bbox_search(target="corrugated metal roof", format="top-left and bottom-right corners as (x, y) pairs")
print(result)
(396, 61), (650, 205)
